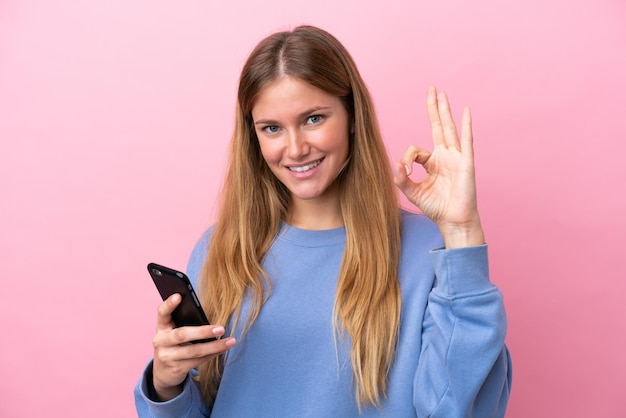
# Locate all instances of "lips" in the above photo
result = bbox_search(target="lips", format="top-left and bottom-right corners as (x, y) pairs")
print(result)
(287, 158), (324, 173)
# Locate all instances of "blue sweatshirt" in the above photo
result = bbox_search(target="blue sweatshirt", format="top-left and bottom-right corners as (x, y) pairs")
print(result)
(135, 211), (512, 417)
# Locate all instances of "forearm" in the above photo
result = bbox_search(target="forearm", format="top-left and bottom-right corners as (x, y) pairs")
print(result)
(414, 245), (511, 417)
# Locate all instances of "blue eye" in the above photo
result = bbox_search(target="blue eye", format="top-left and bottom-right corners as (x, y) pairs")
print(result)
(306, 115), (323, 124)
(263, 125), (280, 133)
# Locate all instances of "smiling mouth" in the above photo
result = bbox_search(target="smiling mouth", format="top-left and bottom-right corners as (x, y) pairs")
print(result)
(287, 158), (323, 173)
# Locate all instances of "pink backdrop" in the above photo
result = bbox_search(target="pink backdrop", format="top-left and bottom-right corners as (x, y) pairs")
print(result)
(1, 0), (625, 416)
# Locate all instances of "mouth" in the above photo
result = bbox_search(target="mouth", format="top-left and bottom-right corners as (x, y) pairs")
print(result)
(286, 158), (324, 173)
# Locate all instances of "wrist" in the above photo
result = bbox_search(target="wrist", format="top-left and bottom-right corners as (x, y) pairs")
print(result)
(439, 222), (485, 249)
(153, 381), (184, 402)
(151, 369), (185, 402)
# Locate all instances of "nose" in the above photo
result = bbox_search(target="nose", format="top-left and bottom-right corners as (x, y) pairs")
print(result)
(286, 130), (310, 159)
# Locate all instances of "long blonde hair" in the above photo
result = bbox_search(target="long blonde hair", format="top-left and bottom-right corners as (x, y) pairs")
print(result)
(198, 25), (401, 409)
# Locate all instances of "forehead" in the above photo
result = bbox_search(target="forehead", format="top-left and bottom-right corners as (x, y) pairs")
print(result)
(251, 76), (341, 119)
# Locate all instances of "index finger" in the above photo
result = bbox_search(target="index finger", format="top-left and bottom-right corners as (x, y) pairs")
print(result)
(156, 293), (181, 330)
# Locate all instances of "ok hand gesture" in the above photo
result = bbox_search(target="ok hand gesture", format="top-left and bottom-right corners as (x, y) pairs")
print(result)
(394, 86), (485, 248)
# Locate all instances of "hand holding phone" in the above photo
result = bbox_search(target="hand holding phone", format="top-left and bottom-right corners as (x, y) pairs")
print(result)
(147, 262), (216, 343)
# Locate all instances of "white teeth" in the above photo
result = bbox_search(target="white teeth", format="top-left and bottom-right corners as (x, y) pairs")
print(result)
(288, 159), (322, 173)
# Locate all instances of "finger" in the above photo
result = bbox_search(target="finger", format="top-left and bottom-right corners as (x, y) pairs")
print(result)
(153, 335), (237, 374)
(156, 332), (236, 362)
(393, 162), (414, 194)
(393, 162), (415, 203)
(168, 324), (226, 346)
(437, 91), (460, 150)
(179, 336), (237, 360)
(393, 162), (426, 208)
(394, 145), (431, 199)
(398, 145), (432, 175)
(460, 107), (474, 158)
(153, 323), (233, 356)
(156, 294), (181, 330)
(426, 86), (445, 147)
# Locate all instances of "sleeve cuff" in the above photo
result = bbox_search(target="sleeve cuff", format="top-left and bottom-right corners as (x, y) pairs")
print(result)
(135, 361), (199, 418)
(429, 244), (495, 298)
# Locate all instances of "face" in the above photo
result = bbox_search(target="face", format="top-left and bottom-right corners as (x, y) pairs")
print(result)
(252, 76), (350, 207)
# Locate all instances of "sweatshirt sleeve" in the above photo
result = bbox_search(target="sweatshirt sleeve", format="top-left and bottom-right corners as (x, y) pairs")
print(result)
(134, 231), (213, 417)
(414, 244), (512, 418)
(134, 362), (211, 417)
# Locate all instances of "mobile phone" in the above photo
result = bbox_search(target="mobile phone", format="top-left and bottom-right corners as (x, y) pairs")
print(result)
(147, 262), (216, 343)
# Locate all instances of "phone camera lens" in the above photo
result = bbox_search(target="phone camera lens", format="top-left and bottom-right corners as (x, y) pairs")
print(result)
(152, 268), (162, 276)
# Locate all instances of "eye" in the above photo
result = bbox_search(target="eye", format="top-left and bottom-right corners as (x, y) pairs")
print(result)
(262, 125), (280, 134)
(305, 115), (323, 125)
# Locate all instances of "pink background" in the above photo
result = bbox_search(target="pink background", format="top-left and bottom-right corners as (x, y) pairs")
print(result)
(1, 0), (625, 416)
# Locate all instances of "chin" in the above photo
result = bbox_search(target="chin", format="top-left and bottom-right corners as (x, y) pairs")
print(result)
(289, 184), (337, 202)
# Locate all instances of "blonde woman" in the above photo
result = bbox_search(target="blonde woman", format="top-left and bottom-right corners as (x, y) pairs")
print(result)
(135, 25), (512, 417)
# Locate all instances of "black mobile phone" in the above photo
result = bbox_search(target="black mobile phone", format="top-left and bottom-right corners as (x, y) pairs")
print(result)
(147, 262), (216, 343)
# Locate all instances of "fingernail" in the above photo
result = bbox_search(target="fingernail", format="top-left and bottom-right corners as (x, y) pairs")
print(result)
(225, 338), (237, 347)
(404, 164), (410, 175)
(213, 326), (225, 335)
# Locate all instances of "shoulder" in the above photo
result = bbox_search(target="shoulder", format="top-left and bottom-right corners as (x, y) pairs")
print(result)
(185, 225), (215, 288)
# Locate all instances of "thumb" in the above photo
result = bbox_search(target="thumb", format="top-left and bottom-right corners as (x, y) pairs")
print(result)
(394, 161), (426, 209)
(393, 162), (412, 193)
(156, 293), (181, 330)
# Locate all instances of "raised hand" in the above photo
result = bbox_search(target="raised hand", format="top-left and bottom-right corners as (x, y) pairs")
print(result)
(151, 294), (236, 401)
(393, 86), (485, 248)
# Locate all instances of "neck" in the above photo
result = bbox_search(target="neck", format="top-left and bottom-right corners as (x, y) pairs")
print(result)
(287, 194), (343, 230)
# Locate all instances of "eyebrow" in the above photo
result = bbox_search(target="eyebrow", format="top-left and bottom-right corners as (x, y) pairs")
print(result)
(254, 106), (332, 126)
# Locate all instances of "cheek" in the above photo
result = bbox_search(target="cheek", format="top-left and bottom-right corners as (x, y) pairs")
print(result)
(258, 140), (280, 165)
(314, 126), (347, 151)
(328, 129), (350, 157)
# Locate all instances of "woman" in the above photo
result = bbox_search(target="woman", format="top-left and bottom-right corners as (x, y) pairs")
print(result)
(135, 25), (512, 417)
